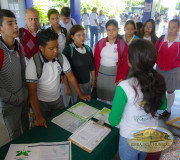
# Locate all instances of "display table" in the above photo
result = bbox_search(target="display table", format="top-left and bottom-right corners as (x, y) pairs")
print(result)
(0, 99), (119, 160)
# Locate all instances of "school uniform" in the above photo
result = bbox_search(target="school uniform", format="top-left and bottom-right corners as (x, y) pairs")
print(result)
(81, 13), (90, 40)
(122, 34), (139, 46)
(94, 37), (128, 101)
(98, 15), (107, 33)
(62, 43), (95, 103)
(89, 12), (99, 48)
(26, 52), (71, 119)
(155, 33), (180, 91)
(60, 18), (76, 32)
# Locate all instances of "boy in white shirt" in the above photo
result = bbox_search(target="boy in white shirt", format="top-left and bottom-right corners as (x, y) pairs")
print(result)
(81, 8), (90, 40)
(26, 30), (90, 128)
(60, 7), (76, 32)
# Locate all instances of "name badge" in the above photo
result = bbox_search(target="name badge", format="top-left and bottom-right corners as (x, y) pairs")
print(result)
(57, 65), (62, 74)
(114, 48), (117, 53)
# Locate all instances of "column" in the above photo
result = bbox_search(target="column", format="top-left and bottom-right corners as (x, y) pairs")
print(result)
(157, 0), (162, 13)
(25, 0), (33, 9)
(142, 0), (156, 24)
(128, 0), (132, 13)
(70, 0), (81, 24)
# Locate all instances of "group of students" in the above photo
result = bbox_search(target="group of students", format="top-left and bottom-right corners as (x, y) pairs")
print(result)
(0, 6), (179, 160)
(81, 7), (107, 48)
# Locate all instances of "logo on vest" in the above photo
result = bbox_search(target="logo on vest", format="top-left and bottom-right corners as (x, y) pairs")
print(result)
(127, 126), (174, 152)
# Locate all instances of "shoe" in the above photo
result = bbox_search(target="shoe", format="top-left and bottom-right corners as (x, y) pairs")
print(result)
(158, 110), (171, 120)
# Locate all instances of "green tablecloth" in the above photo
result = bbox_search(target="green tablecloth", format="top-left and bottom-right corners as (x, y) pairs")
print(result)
(0, 99), (119, 160)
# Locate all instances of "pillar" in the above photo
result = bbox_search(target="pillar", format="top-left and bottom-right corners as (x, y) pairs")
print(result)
(70, 0), (81, 24)
(25, 0), (33, 9)
(142, 0), (156, 24)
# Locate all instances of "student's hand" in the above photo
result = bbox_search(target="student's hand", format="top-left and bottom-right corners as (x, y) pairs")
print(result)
(35, 116), (47, 128)
(116, 79), (123, 85)
(79, 94), (91, 101)
(65, 87), (72, 96)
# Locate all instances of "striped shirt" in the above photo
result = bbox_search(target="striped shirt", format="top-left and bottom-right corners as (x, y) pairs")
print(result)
(0, 39), (28, 104)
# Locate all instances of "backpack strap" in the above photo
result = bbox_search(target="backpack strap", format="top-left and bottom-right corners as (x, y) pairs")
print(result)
(159, 35), (165, 44)
(84, 45), (91, 53)
(0, 48), (4, 71)
(57, 53), (64, 71)
(98, 38), (105, 51)
(69, 44), (73, 58)
(19, 28), (24, 43)
(71, 19), (74, 26)
(18, 45), (22, 59)
(33, 52), (44, 79)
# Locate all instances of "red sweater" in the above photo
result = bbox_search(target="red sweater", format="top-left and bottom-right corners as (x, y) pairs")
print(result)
(156, 36), (180, 71)
(21, 28), (39, 59)
(94, 37), (129, 83)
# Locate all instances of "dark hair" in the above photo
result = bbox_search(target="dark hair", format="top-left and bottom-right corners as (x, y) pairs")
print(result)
(169, 19), (180, 26)
(38, 29), (58, 47)
(0, 9), (15, 26)
(60, 7), (71, 17)
(125, 20), (136, 29)
(142, 19), (158, 45)
(47, 9), (59, 20)
(128, 39), (166, 117)
(66, 25), (84, 46)
(135, 22), (143, 37)
(106, 19), (118, 29)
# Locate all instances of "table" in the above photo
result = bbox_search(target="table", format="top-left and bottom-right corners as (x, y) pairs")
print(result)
(0, 99), (119, 160)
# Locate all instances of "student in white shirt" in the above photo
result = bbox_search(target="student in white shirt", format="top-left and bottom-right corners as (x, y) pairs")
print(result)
(26, 30), (91, 128)
(60, 7), (76, 32)
(98, 10), (107, 39)
(89, 7), (99, 48)
(81, 8), (90, 40)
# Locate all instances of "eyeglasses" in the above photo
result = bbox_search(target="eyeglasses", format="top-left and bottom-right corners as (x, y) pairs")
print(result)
(144, 26), (152, 29)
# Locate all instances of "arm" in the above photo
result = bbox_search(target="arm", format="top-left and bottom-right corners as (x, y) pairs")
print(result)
(159, 95), (167, 110)
(91, 70), (96, 88)
(108, 86), (127, 127)
(65, 71), (91, 101)
(27, 83), (47, 128)
(61, 75), (72, 96)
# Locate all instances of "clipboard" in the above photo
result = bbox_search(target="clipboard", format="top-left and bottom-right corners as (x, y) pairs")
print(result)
(68, 120), (111, 153)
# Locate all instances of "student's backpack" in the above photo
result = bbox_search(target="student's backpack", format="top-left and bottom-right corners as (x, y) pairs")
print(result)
(98, 37), (125, 63)
(69, 44), (91, 58)
(33, 52), (64, 79)
(0, 46), (22, 71)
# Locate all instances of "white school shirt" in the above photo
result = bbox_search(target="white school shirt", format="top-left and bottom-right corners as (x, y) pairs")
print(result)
(163, 33), (180, 48)
(118, 78), (158, 138)
(26, 53), (71, 102)
(143, 36), (151, 41)
(81, 13), (90, 25)
(90, 12), (98, 26)
(100, 41), (118, 66)
(60, 18), (76, 32)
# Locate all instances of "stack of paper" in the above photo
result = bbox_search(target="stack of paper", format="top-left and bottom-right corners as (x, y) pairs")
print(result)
(5, 142), (71, 160)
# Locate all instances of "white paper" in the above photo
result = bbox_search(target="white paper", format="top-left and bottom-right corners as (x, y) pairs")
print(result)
(52, 111), (86, 133)
(94, 107), (111, 125)
(70, 120), (111, 151)
(5, 142), (71, 160)
(68, 102), (99, 119)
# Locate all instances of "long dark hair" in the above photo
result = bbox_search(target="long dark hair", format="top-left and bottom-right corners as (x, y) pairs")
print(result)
(66, 25), (84, 46)
(142, 19), (158, 45)
(128, 39), (166, 117)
